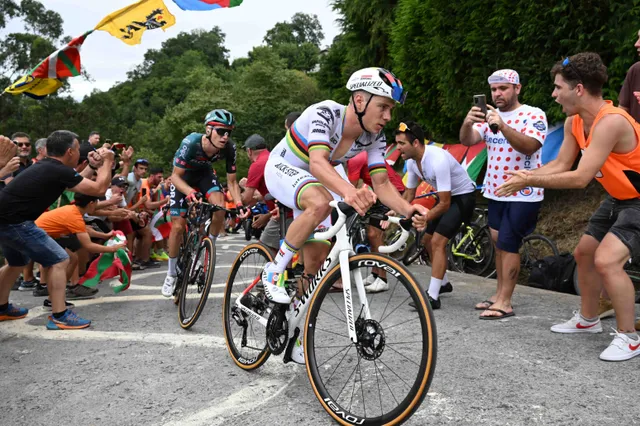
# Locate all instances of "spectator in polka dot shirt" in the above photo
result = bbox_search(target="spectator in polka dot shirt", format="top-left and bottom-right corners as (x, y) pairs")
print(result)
(460, 68), (548, 320)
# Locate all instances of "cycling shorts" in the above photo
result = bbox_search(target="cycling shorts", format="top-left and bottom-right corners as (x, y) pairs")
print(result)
(169, 170), (222, 217)
(264, 155), (347, 237)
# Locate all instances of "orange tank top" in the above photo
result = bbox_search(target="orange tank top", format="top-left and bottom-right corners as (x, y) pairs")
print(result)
(571, 101), (640, 200)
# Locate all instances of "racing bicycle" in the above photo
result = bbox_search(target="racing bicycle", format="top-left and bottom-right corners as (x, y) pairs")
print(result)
(173, 196), (226, 329)
(222, 201), (437, 425)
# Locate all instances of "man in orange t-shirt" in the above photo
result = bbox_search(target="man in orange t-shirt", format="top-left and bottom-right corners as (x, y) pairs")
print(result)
(497, 52), (640, 362)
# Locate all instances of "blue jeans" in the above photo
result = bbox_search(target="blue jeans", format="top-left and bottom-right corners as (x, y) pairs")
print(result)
(0, 221), (69, 267)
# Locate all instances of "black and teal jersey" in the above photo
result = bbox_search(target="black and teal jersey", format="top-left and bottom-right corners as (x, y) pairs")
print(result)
(173, 133), (237, 175)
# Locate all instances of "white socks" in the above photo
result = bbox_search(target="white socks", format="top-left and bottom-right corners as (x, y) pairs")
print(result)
(427, 277), (443, 300)
(168, 257), (177, 277)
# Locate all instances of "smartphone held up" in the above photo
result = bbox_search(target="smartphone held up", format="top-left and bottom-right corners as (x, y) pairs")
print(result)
(474, 94), (499, 134)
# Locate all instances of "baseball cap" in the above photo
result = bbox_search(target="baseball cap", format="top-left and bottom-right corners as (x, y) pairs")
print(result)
(111, 176), (128, 187)
(134, 158), (149, 166)
(243, 134), (267, 150)
(78, 142), (96, 163)
(488, 69), (520, 85)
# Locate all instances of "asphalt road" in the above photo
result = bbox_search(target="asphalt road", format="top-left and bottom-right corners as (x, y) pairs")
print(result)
(1, 232), (639, 426)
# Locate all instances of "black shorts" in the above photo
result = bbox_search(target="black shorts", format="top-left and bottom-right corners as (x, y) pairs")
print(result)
(586, 195), (640, 257)
(55, 234), (82, 253)
(426, 192), (476, 239)
(169, 170), (221, 217)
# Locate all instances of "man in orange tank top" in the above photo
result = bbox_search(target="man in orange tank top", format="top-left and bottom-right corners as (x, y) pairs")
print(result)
(497, 52), (640, 362)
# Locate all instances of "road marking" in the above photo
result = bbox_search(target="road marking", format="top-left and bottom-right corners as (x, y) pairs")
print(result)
(220, 244), (252, 250)
(2, 313), (228, 348)
(163, 374), (297, 426)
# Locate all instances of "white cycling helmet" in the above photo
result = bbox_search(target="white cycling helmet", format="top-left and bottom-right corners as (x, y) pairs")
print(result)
(346, 67), (407, 105)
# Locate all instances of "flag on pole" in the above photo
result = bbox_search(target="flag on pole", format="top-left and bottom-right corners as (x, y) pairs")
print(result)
(150, 210), (172, 242)
(79, 231), (132, 293)
(172, 0), (243, 11)
(95, 0), (177, 46)
(3, 75), (63, 99)
(31, 31), (93, 79)
(4, 30), (93, 99)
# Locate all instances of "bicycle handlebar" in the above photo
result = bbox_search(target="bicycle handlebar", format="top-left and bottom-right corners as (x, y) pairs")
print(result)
(314, 201), (414, 254)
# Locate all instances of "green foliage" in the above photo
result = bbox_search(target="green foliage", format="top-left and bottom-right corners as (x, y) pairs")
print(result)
(246, 12), (324, 72)
(390, 0), (640, 139)
(264, 12), (324, 48)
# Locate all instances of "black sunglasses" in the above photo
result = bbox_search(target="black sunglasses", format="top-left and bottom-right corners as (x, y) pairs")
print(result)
(214, 128), (232, 137)
(562, 57), (583, 84)
(13, 141), (30, 148)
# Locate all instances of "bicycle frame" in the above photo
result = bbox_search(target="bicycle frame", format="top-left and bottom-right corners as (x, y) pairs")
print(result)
(233, 201), (410, 344)
(450, 225), (483, 261)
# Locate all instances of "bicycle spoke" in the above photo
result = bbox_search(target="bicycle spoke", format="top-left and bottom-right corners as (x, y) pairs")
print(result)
(319, 306), (347, 324)
(316, 343), (352, 369)
(324, 344), (354, 385)
(377, 358), (412, 389)
(383, 315), (421, 331)
(337, 357), (359, 405)
(379, 275), (402, 323)
(384, 344), (420, 367)
(379, 294), (413, 325)
(358, 355), (366, 418)
(386, 340), (425, 345)
(315, 327), (350, 339)
(374, 360), (400, 407)
(326, 294), (347, 321)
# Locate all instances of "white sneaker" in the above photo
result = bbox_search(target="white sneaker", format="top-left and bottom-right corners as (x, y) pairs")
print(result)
(550, 310), (602, 334)
(162, 275), (177, 298)
(366, 277), (389, 293)
(364, 274), (377, 287)
(599, 329), (640, 362)
(291, 335), (305, 364)
(261, 262), (291, 304)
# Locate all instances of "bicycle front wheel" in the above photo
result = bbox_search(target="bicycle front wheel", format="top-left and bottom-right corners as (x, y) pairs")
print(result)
(223, 242), (274, 370)
(305, 253), (437, 425)
(178, 237), (216, 329)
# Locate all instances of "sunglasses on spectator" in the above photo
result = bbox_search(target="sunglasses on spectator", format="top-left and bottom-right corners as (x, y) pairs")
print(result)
(396, 122), (416, 140)
(13, 141), (30, 148)
(562, 57), (583, 84)
(214, 128), (232, 137)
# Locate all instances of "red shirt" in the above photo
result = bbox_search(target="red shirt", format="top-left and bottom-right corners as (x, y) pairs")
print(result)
(347, 152), (405, 192)
(246, 150), (275, 210)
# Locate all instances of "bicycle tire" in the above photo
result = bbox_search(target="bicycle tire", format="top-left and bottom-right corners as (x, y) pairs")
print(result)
(447, 223), (495, 277)
(178, 237), (216, 330)
(223, 242), (274, 370)
(173, 231), (197, 306)
(244, 220), (251, 241)
(305, 253), (437, 425)
(520, 234), (559, 271)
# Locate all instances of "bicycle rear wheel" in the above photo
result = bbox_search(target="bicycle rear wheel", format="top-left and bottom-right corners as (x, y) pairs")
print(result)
(520, 234), (559, 271)
(178, 237), (216, 329)
(305, 253), (437, 425)
(223, 242), (274, 370)
(447, 223), (495, 277)
(519, 234), (559, 283)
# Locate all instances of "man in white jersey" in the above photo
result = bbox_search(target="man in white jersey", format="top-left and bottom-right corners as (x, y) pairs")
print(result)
(262, 67), (428, 364)
(396, 121), (476, 309)
(460, 69), (547, 319)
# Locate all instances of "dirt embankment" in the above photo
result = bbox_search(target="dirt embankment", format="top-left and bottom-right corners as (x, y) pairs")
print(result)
(534, 181), (607, 254)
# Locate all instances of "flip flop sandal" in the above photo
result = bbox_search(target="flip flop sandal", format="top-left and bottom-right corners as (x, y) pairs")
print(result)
(474, 300), (495, 310)
(479, 308), (515, 320)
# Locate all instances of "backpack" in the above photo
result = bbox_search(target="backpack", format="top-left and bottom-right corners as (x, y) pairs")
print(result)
(528, 253), (576, 294)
